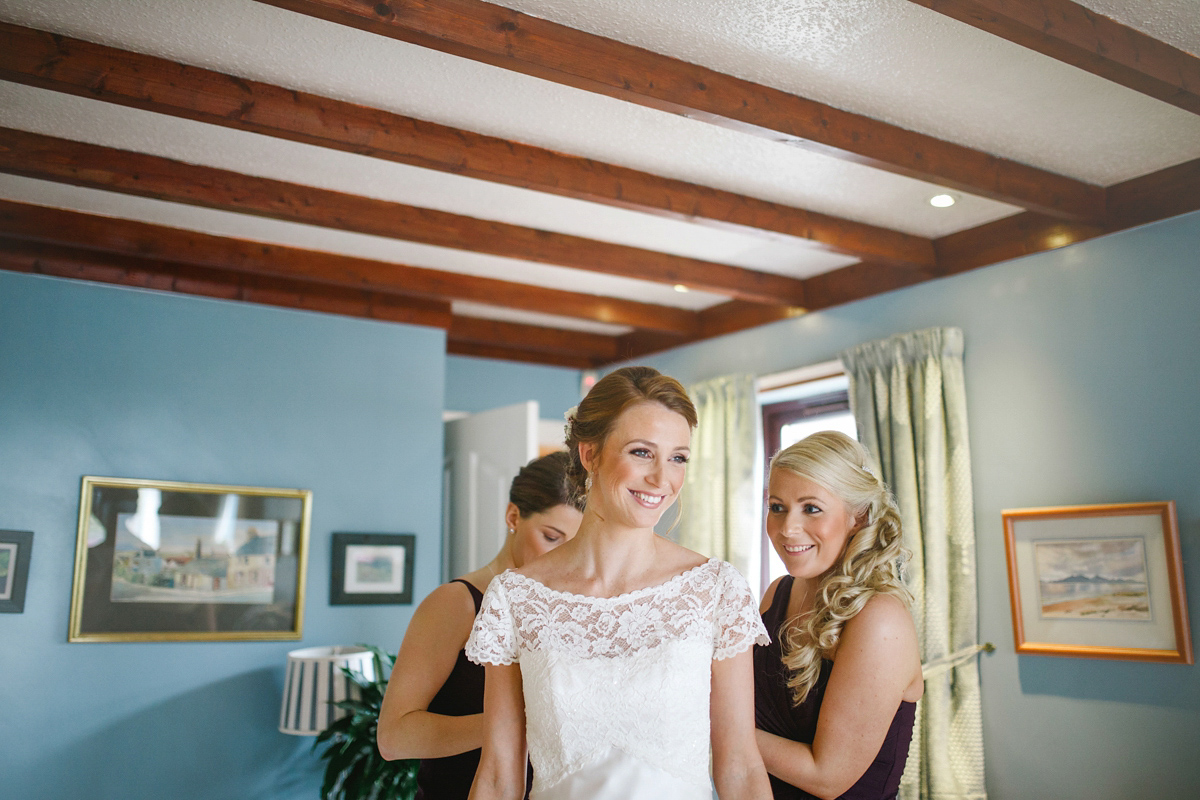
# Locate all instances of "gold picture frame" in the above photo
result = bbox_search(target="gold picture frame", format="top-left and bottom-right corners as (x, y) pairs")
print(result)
(69, 476), (312, 642)
(1002, 501), (1192, 663)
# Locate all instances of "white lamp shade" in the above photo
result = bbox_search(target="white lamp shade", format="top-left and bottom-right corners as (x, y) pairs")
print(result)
(279, 645), (377, 735)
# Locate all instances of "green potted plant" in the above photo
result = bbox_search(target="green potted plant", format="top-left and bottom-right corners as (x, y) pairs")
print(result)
(314, 645), (419, 800)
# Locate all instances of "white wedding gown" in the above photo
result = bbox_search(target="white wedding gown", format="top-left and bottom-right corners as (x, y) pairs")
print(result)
(466, 558), (768, 800)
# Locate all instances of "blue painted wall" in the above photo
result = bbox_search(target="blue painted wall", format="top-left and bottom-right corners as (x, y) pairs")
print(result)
(4, 208), (1198, 799)
(445, 354), (581, 419)
(0, 273), (447, 800)
(623, 210), (1200, 799)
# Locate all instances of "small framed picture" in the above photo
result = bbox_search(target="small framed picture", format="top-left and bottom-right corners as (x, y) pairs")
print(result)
(330, 532), (415, 605)
(1002, 501), (1192, 663)
(70, 476), (312, 642)
(0, 530), (34, 613)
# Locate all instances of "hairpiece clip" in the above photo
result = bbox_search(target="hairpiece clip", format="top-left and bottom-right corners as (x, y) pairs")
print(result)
(860, 462), (875, 477)
(563, 405), (579, 440)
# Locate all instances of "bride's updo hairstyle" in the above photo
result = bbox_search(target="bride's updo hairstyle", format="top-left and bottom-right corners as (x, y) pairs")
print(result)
(564, 366), (697, 498)
(770, 431), (911, 704)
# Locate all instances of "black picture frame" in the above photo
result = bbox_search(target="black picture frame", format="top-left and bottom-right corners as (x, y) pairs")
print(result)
(0, 530), (34, 613)
(69, 476), (312, 642)
(330, 532), (416, 605)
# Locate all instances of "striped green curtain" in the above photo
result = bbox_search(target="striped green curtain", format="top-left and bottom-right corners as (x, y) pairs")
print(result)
(840, 328), (987, 800)
(674, 374), (760, 584)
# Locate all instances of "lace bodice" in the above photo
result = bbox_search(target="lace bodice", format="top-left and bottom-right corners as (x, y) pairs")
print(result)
(466, 559), (768, 798)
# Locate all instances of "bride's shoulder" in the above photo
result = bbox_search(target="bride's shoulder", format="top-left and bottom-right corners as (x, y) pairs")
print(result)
(514, 539), (575, 585)
(655, 539), (711, 574)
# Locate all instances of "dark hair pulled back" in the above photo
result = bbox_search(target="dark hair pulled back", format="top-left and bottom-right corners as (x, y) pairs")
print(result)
(509, 450), (586, 516)
(563, 366), (697, 496)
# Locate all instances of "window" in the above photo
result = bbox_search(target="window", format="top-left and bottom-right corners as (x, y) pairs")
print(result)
(758, 370), (857, 590)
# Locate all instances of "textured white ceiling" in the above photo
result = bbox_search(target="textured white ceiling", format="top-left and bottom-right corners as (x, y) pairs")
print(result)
(451, 301), (635, 336)
(1076, 0), (1200, 54)
(0, 172), (732, 311)
(0, 82), (861, 280)
(0, 0), (1196, 334)
(0, 0), (1025, 234)
(500, 0), (1200, 185)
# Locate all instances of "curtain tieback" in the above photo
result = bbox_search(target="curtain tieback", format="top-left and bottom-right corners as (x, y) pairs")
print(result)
(921, 642), (994, 680)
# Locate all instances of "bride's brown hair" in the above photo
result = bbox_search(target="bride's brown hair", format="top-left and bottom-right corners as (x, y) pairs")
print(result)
(563, 366), (697, 497)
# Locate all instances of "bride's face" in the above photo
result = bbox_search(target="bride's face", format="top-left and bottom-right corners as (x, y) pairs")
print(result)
(581, 401), (692, 530)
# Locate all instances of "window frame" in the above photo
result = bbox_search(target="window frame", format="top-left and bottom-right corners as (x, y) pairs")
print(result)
(758, 386), (852, 591)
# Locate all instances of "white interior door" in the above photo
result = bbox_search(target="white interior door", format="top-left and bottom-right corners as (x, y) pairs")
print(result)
(443, 401), (538, 581)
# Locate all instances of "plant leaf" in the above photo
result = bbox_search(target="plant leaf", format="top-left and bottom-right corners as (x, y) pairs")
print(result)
(312, 647), (414, 800)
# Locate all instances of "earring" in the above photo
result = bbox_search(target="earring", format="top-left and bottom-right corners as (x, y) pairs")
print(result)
(585, 473), (593, 492)
(507, 527), (515, 535)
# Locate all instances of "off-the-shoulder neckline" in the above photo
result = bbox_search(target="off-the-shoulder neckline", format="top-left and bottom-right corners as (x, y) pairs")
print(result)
(502, 557), (721, 602)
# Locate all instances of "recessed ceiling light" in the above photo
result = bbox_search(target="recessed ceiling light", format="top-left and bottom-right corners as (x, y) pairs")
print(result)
(1045, 231), (1074, 249)
(929, 194), (956, 208)
(673, 284), (689, 292)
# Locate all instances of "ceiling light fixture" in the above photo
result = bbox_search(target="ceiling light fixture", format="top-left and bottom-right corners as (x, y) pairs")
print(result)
(1045, 231), (1074, 249)
(673, 284), (689, 292)
(929, 194), (956, 208)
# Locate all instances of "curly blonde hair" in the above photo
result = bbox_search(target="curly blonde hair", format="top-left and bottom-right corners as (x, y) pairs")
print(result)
(769, 431), (911, 705)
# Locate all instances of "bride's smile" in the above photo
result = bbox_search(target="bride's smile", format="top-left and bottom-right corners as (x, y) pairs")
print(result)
(580, 400), (691, 531)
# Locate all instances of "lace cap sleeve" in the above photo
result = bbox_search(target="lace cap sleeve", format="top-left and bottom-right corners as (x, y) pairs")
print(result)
(465, 574), (519, 666)
(712, 561), (770, 660)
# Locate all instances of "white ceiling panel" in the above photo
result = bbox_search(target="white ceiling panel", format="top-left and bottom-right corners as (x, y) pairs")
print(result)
(0, 0), (1029, 236)
(0, 173), (730, 310)
(1077, 0), (1200, 54)
(0, 0), (1194, 366)
(500, 0), (1200, 185)
(0, 81), (861, 277)
(452, 301), (634, 336)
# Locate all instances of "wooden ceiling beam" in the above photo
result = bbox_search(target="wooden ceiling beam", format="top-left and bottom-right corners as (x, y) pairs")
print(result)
(0, 128), (796, 307)
(613, 300), (808, 362)
(448, 316), (619, 363)
(934, 211), (1105, 275)
(935, 153), (1200, 274)
(906, 0), (1200, 116)
(1, 234), (624, 368)
(935, 155), (1200, 275)
(255, 0), (1105, 222)
(586, 149), (1200, 364)
(0, 23), (931, 270)
(0, 237), (454, 328)
(0, 198), (699, 335)
(1107, 157), (1200, 231)
(803, 261), (939, 310)
(697, 300), (807, 340)
(446, 341), (599, 369)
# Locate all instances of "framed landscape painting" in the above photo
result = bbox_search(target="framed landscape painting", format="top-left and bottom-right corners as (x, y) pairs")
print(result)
(1003, 502), (1192, 663)
(69, 476), (312, 642)
(330, 532), (415, 605)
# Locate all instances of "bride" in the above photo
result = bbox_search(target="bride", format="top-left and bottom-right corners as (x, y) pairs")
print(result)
(466, 366), (772, 800)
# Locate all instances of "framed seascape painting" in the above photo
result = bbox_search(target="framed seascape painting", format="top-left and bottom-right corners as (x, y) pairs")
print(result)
(0, 530), (34, 613)
(330, 532), (415, 605)
(69, 476), (312, 642)
(1003, 502), (1192, 663)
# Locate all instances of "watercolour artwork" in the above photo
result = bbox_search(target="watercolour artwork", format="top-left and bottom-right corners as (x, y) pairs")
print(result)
(1034, 537), (1151, 621)
(329, 532), (414, 605)
(344, 544), (406, 594)
(112, 509), (280, 605)
(1003, 502), (1192, 662)
(70, 477), (310, 641)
